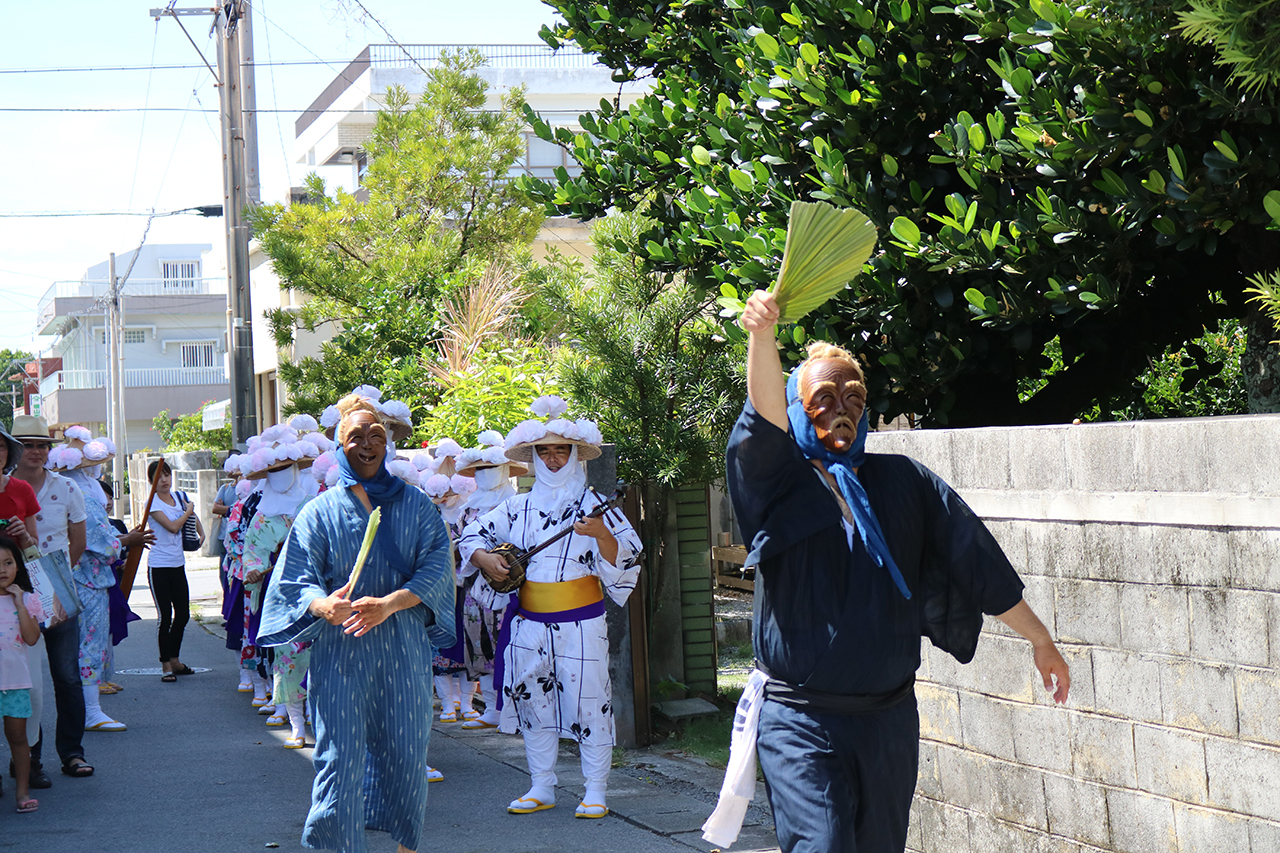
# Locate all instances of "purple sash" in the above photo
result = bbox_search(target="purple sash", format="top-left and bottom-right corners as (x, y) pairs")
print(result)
(491, 597), (606, 712)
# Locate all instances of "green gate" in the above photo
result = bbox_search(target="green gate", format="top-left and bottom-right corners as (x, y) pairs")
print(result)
(673, 483), (715, 696)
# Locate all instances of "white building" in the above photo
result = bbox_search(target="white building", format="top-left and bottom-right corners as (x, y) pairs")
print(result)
(34, 243), (230, 453)
(252, 43), (651, 425)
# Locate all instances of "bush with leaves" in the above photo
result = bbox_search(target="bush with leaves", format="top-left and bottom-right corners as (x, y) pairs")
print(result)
(251, 49), (543, 420)
(418, 346), (559, 447)
(522, 0), (1280, 424)
(151, 402), (233, 452)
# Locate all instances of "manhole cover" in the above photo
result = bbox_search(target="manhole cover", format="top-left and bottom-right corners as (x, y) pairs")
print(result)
(116, 667), (214, 676)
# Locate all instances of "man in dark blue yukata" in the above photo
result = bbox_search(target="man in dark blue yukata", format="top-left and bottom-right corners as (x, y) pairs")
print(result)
(709, 289), (1070, 853)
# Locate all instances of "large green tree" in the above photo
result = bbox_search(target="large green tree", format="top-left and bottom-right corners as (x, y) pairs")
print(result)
(251, 50), (543, 426)
(544, 211), (744, 651)
(520, 0), (1280, 425)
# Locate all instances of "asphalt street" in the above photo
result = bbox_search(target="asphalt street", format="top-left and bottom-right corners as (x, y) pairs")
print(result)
(3, 563), (779, 853)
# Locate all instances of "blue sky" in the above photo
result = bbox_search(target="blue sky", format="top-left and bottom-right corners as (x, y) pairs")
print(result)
(0, 0), (563, 354)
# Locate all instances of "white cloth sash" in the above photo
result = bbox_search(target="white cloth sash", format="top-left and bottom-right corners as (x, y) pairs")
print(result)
(701, 668), (767, 848)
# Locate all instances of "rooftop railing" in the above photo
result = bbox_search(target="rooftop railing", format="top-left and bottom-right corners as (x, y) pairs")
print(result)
(37, 277), (227, 321)
(39, 366), (228, 398)
(297, 44), (597, 136)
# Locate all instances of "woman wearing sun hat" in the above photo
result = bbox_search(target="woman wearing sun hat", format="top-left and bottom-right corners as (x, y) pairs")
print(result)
(458, 396), (642, 819)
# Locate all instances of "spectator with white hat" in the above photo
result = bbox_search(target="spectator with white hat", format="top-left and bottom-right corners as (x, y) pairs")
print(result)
(9, 414), (90, 782)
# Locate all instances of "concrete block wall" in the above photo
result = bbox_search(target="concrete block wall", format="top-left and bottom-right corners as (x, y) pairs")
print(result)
(867, 414), (1280, 853)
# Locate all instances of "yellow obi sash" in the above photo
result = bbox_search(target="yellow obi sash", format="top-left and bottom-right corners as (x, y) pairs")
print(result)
(518, 575), (604, 614)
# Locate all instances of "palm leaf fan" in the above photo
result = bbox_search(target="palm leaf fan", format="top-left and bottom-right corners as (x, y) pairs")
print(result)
(770, 200), (879, 324)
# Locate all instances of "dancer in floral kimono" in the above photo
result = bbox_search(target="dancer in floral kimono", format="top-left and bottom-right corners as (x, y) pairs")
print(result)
(454, 431), (526, 730)
(49, 429), (145, 733)
(225, 452), (268, 702)
(241, 417), (327, 746)
(459, 396), (642, 819)
(422, 439), (478, 724)
(259, 391), (454, 853)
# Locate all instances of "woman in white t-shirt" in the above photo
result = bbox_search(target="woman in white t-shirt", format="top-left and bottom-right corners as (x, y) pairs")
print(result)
(146, 460), (203, 683)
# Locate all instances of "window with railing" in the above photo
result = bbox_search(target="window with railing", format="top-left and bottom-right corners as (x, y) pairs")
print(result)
(180, 341), (217, 369)
(162, 261), (200, 291)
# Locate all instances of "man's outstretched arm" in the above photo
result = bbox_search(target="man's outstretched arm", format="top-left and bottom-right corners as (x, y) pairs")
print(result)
(743, 290), (789, 432)
(995, 599), (1070, 704)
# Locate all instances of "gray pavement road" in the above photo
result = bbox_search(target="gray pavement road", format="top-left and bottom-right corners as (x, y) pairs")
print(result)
(5, 563), (778, 853)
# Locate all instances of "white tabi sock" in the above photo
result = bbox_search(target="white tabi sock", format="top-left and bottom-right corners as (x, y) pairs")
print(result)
(285, 701), (307, 739)
(83, 685), (124, 729)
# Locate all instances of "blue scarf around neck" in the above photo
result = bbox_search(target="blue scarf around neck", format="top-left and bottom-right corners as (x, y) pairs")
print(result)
(336, 449), (406, 506)
(785, 370), (911, 599)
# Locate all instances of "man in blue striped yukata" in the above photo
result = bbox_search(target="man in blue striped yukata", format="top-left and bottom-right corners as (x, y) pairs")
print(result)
(260, 391), (455, 853)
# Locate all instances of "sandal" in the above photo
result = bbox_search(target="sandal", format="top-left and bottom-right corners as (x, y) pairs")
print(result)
(172, 664), (196, 676)
(16, 797), (38, 814)
(161, 673), (177, 683)
(265, 713), (287, 727)
(283, 736), (307, 749)
(98, 683), (119, 695)
(62, 759), (94, 778)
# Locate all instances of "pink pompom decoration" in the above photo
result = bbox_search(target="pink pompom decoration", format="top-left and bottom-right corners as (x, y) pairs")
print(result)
(423, 473), (452, 497)
(477, 429), (504, 447)
(450, 474), (476, 496)
(236, 479), (254, 498)
(65, 425), (92, 441)
(83, 439), (112, 461)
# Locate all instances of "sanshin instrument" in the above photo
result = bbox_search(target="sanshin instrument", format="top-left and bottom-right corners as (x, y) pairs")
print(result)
(486, 488), (625, 594)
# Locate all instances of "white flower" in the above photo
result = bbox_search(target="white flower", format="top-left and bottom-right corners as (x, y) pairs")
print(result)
(379, 399), (412, 424)
(504, 419), (548, 450)
(224, 454), (241, 473)
(289, 414), (319, 433)
(99, 438), (117, 455)
(450, 474), (477, 496)
(238, 457), (256, 478)
(236, 479), (254, 498)
(324, 467), (340, 487)
(575, 418), (603, 446)
(83, 440), (112, 461)
(482, 446), (510, 466)
(246, 435), (263, 452)
(411, 451), (435, 471)
(65, 425), (91, 442)
(320, 405), (341, 429)
(477, 429), (504, 447)
(387, 458), (418, 485)
(545, 418), (577, 440)
(56, 447), (83, 469)
(422, 473), (452, 497)
(456, 448), (484, 471)
(530, 395), (569, 418)
(433, 438), (463, 458)
(351, 384), (383, 402)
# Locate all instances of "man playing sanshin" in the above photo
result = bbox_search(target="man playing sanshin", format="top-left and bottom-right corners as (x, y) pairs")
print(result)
(706, 289), (1070, 853)
(258, 392), (455, 853)
(459, 395), (642, 820)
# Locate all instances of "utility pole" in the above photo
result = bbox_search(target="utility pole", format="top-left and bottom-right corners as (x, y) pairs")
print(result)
(107, 252), (127, 507)
(153, 2), (258, 448)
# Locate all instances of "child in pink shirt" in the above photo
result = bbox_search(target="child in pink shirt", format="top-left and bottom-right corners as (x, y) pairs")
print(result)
(0, 535), (44, 813)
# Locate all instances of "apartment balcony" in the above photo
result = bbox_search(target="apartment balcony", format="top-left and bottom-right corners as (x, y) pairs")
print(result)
(37, 367), (229, 428)
(36, 277), (229, 336)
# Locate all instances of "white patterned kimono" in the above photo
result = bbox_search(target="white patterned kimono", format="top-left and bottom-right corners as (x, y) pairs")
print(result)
(458, 488), (641, 747)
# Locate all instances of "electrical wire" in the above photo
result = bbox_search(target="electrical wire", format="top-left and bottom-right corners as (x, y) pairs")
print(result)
(127, 19), (163, 210)
(257, 0), (294, 189)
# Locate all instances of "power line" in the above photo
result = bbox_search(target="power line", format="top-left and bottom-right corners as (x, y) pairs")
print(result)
(127, 20), (164, 210)
(0, 206), (222, 219)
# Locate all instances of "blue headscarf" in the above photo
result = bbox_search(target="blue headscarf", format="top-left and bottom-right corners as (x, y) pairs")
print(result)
(786, 369), (911, 599)
(336, 447), (406, 506)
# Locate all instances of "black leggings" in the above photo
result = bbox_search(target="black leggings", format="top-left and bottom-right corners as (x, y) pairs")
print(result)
(149, 565), (190, 662)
